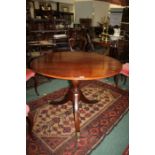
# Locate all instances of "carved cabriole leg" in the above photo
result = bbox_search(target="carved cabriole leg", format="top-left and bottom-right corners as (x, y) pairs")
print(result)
(114, 75), (119, 87)
(49, 86), (72, 105)
(33, 75), (39, 96)
(26, 111), (33, 136)
(50, 80), (98, 134)
(26, 117), (32, 134)
(79, 88), (98, 104)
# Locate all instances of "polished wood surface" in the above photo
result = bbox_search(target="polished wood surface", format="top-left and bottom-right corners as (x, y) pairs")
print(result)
(30, 51), (122, 80)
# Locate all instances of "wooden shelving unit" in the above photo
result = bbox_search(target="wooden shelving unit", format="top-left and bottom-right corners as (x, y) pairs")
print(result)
(120, 7), (129, 40)
(26, 0), (74, 53)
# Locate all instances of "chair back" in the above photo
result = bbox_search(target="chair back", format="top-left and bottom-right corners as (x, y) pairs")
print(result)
(109, 39), (129, 63)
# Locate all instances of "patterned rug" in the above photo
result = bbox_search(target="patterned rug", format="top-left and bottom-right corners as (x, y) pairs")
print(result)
(27, 80), (129, 155)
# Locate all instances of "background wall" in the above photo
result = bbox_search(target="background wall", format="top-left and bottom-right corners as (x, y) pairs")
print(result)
(74, 1), (110, 26)
(74, 1), (93, 24)
(92, 1), (110, 26)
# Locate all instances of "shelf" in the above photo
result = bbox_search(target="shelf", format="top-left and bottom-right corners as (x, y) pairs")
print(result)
(121, 22), (129, 25)
(30, 29), (67, 33)
(28, 19), (53, 22)
(27, 0), (73, 51)
(35, 9), (53, 17)
(53, 10), (74, 16)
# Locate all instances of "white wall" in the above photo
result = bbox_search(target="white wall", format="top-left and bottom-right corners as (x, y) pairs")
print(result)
(74, 1), (93, 24)
(74, 0), (110, 26)
(92, 1), (110, 26)
(110, 4), (124, 9)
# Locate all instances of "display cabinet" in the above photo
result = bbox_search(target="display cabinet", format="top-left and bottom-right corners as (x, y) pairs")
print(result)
(26, 0), (73, 53)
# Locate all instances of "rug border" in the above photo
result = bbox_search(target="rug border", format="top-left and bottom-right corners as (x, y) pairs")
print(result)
(87, 108), (129, 155)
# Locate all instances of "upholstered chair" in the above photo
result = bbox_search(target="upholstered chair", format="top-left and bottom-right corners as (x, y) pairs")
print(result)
(26, 68), (39, 96)
(68, 28), (94, 51)
(26, 104), (33, 135)
(120, 63), (129, 77)
(26, 104), (30, 117)
(114, 63), (129, 87)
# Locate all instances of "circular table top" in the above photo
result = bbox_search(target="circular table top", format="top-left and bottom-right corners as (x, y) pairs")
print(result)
(30, 51), (122, 80)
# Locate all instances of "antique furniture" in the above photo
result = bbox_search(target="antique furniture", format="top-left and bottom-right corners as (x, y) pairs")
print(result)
(114, 63), (129, 87)
(26, 68), (39, 96)
(30, 51), (122, 134)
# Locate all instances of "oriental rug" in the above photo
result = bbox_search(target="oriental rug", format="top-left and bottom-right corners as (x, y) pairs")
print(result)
(27, 80), (129, 155)
(122, 145), (129, 155)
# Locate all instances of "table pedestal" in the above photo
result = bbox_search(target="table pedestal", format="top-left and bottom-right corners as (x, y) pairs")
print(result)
(50, 80), (97, 133)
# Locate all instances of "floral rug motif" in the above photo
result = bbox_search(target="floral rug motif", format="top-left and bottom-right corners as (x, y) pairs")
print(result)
(27, 80), (129, 155)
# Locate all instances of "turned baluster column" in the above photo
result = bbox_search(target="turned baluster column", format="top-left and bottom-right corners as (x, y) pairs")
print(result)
(71, 80), (80, 133)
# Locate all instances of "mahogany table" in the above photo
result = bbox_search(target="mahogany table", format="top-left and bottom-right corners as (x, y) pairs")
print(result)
(30, 51), (122, 134)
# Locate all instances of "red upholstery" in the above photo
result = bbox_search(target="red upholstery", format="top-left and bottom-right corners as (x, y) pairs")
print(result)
(120, 63), (129, 77)
(26, 68), (35, 81)
(26, 69), (36, 133)
(26, 104), (30, 117)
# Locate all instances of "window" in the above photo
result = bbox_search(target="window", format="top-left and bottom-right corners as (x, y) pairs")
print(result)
(110, 8), (123, 26)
